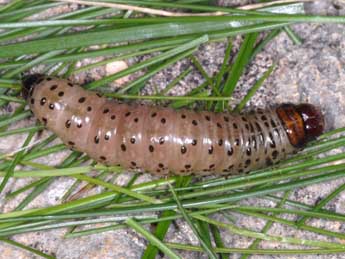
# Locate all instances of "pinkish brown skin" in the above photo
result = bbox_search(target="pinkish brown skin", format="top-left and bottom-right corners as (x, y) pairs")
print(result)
(24, 76), (317, 176)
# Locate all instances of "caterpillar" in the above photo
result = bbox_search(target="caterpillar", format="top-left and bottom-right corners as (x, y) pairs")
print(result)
(21, 74), (324, 176)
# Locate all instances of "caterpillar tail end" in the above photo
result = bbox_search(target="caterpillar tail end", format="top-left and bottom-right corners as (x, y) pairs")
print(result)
(276, 103), (324, 147)
(21, 74), (45, 100)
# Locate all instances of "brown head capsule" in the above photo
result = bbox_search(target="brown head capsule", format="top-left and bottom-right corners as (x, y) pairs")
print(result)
(276, 103), (324, 147)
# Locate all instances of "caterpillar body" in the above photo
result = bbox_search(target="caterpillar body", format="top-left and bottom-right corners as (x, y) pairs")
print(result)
(22, 75), (324, 176)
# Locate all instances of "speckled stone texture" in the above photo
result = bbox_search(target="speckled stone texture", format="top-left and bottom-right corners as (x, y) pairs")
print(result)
(1, 1), (345, 259)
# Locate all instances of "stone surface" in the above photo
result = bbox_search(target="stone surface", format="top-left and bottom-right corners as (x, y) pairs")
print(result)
(1, 1), (345, 259)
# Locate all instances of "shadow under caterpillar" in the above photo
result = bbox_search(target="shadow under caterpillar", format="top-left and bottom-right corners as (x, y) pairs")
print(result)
(21, 74), (325, 176)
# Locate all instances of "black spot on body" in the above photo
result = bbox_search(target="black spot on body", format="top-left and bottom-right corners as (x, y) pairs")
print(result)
(77, 123), (82, 128)
(125, 112), (131, 117)
(268, 133), (276, 148)
(208, 146), (213, 154)
(217, 123), (222, 128)
(31, 98), (35, 104)
(42, 117), (47, 125)
(218, 139), (223, 146)
(192, 139), (197, 145)
(159, 137), (165, 144)
(266, 157), (273, 166)
(49, 104), (54, 110)
(158, 163), (164, 168)
(192, 120), (198, 126)
(130, 137), (136, 144)
(94, 136), (100, 144)
(181, 114), (186, 119)
(100, 156), (106, 161)
(224, 116), (229, 122)
(78, 97), (86, 103)
(149, 145), (154, 152)
(151, 112), (157, 117)
(111, 115), (116, 120)
(87, 106), (92, 112)
(181, 146), (187, 154)
(271, 119), (277, 128)
(131, 161), (137, 166)
(233, 123), (238, 129)
(205, 115), (210, 121)
(121, 144), (126, 151)
(134, 118), (139, 123)
(227, 148), (233, 156)
(40, 98), (46, 106)
(245, 159), (251, 167)
(185, 164), (191, 169)
(50, 85), (58, 91)
(65, 120), (71, 128)
(68, 141), (75, 146)
(161, 118), (166, 124)
(68, 82), (74, 87)
(58, 91), (64, 97)
(103, 108), (109, 114)
(272, 150), (279, 160)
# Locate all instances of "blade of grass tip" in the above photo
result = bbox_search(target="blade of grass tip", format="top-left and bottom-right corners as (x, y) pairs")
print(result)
(215, 32), (259, 112)
(251, 28), (281, 59)
(296, 183), (345, 227)
(0, 130), (35, 194)
(283, 26), (303, 45)
(169, 183), (218, 259)
(126, 218), (182, 259)
(0, 238), (56, 259)
(234, 64), (275, 112)
(142, 176), (191, 259)
(190, 54), (221, 110)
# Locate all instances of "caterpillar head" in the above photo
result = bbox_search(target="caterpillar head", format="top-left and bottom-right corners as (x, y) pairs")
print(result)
(295, 103), (325, 142)
(21, 74), (45, 100)
(277, 103), (325, 147)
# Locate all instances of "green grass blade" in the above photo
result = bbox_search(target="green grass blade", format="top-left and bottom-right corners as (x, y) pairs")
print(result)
(126, 218), (182, 259)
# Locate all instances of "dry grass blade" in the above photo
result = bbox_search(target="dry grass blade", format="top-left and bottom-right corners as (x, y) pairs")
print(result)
(55, 0), (226, 16)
